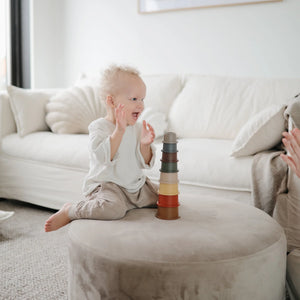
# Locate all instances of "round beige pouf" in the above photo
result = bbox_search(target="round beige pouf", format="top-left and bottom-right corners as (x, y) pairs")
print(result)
(68, 196), (286, 300)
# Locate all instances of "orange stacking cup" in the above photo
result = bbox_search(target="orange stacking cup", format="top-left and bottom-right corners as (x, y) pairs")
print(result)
(158, 194), (179, 207)
(158, 183), (179, 195)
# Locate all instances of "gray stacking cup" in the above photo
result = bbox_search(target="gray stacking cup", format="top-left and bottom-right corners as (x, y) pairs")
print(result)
(163, 132), (177, 144)
(162, 132), (178, 153)
(162, 143), (177, 153)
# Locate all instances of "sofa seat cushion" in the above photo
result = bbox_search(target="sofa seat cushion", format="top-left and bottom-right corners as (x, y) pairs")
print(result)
(2, 134), (252, 192)
(1, 132), (89, 170)
(146, 138), (253, 192)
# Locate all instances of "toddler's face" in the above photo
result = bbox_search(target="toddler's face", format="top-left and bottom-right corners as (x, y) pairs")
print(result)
(112, 74), (146, 126)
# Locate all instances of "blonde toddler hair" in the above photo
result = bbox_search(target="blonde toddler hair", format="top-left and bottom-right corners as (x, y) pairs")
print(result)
(99, 64), (141, 104)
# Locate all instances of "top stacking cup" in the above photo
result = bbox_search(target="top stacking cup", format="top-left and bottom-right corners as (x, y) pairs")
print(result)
(162, 132), (178, 153)
(163, 132), (177, 143)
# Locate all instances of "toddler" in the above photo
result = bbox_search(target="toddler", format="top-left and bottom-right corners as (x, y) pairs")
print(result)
(45, 65), (158, 232)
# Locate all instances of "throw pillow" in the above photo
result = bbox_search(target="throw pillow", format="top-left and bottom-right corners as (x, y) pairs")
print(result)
(7, 85), (57, 137)
(231, 104), (286, 157)
(46, 85), (106, 134)
(284, 94), (300, 129)
(138, 107), (168, 139)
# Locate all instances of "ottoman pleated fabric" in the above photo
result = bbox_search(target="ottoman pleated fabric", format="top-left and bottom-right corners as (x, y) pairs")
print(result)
(68, 196), (286, 300)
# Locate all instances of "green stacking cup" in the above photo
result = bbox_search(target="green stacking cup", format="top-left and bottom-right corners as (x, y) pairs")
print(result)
(160, 162), (178, 173)
(162, 143), (177, 153)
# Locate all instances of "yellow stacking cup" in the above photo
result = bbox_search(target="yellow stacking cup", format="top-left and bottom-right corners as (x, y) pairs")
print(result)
(158, 183), (179, 195)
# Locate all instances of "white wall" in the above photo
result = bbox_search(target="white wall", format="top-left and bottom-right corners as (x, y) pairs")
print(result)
(31, 0), (300, 88)
(31, 0), (66, 88)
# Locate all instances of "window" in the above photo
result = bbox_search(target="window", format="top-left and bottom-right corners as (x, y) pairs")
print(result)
(0, 0), (9, 90)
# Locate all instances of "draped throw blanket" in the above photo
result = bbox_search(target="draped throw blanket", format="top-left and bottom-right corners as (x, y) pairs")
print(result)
(251, 96), (300, 252)
(251, 149), (288, 216)
(251, 95), (300, 300)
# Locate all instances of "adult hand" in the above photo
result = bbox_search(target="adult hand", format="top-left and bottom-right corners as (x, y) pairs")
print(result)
(281, 128), (300, 178)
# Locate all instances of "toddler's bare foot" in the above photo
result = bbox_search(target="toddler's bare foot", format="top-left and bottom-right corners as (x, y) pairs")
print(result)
(44, 203), (72, 232)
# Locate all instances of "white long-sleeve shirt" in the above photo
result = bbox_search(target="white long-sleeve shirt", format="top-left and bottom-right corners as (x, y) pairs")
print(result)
(82, 118), (156, 196)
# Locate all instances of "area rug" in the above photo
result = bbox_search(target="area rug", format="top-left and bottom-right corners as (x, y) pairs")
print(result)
(0, 198), (68, 300)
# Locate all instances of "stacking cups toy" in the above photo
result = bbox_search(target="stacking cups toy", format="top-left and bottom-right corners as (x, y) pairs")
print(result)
(158, 183), (179, 195)
(158, 194), (179, 207)
(159, 172), (178, 184)
(156, 206), (179, 220)
(163, 132), (177, 143)
(156, 132), (180, 220)
(162, 143), (177, 153)
(160, 162), (178, 173)
(161, 151), (178, 162)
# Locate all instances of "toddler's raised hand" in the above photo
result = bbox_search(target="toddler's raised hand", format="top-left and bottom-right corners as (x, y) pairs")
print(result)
(115, 104), (127, 133)
(141, 120), (155, 146)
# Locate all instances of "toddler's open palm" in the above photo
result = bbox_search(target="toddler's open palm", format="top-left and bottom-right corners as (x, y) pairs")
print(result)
(115, 104), (127, 132)
(141, 120), (155, 145)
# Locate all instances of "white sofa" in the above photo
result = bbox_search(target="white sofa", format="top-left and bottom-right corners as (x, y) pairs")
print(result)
(1, 74), (299, 206)
(1, 74), (300, 297)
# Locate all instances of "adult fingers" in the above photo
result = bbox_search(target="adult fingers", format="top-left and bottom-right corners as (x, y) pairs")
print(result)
(280, 154), (297, 173)
(289, 133), (300, 161)
(282, 131), (293, 141)
(285, 137), (300, 168)
(292, 128), (300, 145)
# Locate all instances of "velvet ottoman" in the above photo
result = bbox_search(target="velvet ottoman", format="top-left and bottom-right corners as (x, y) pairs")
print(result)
(68, 195), (286, 300)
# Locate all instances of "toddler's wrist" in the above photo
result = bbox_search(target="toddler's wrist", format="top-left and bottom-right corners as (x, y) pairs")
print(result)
(140, 142), (151, 149)
(112, 127), (124, 139)
(115, 124), (125, 134)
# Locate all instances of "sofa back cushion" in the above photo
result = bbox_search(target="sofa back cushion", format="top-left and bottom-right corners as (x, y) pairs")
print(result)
(168, 75), (300, 139)
(142, 74), (183, 115)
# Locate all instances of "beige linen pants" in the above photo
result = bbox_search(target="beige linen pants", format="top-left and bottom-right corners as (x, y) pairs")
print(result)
(69, 178), (158, 220)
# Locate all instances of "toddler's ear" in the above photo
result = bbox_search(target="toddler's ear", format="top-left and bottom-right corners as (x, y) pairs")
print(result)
(106, 95), (114, 108)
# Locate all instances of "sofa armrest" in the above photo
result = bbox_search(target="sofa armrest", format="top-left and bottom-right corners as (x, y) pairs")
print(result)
(0, 91), (16, 141)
